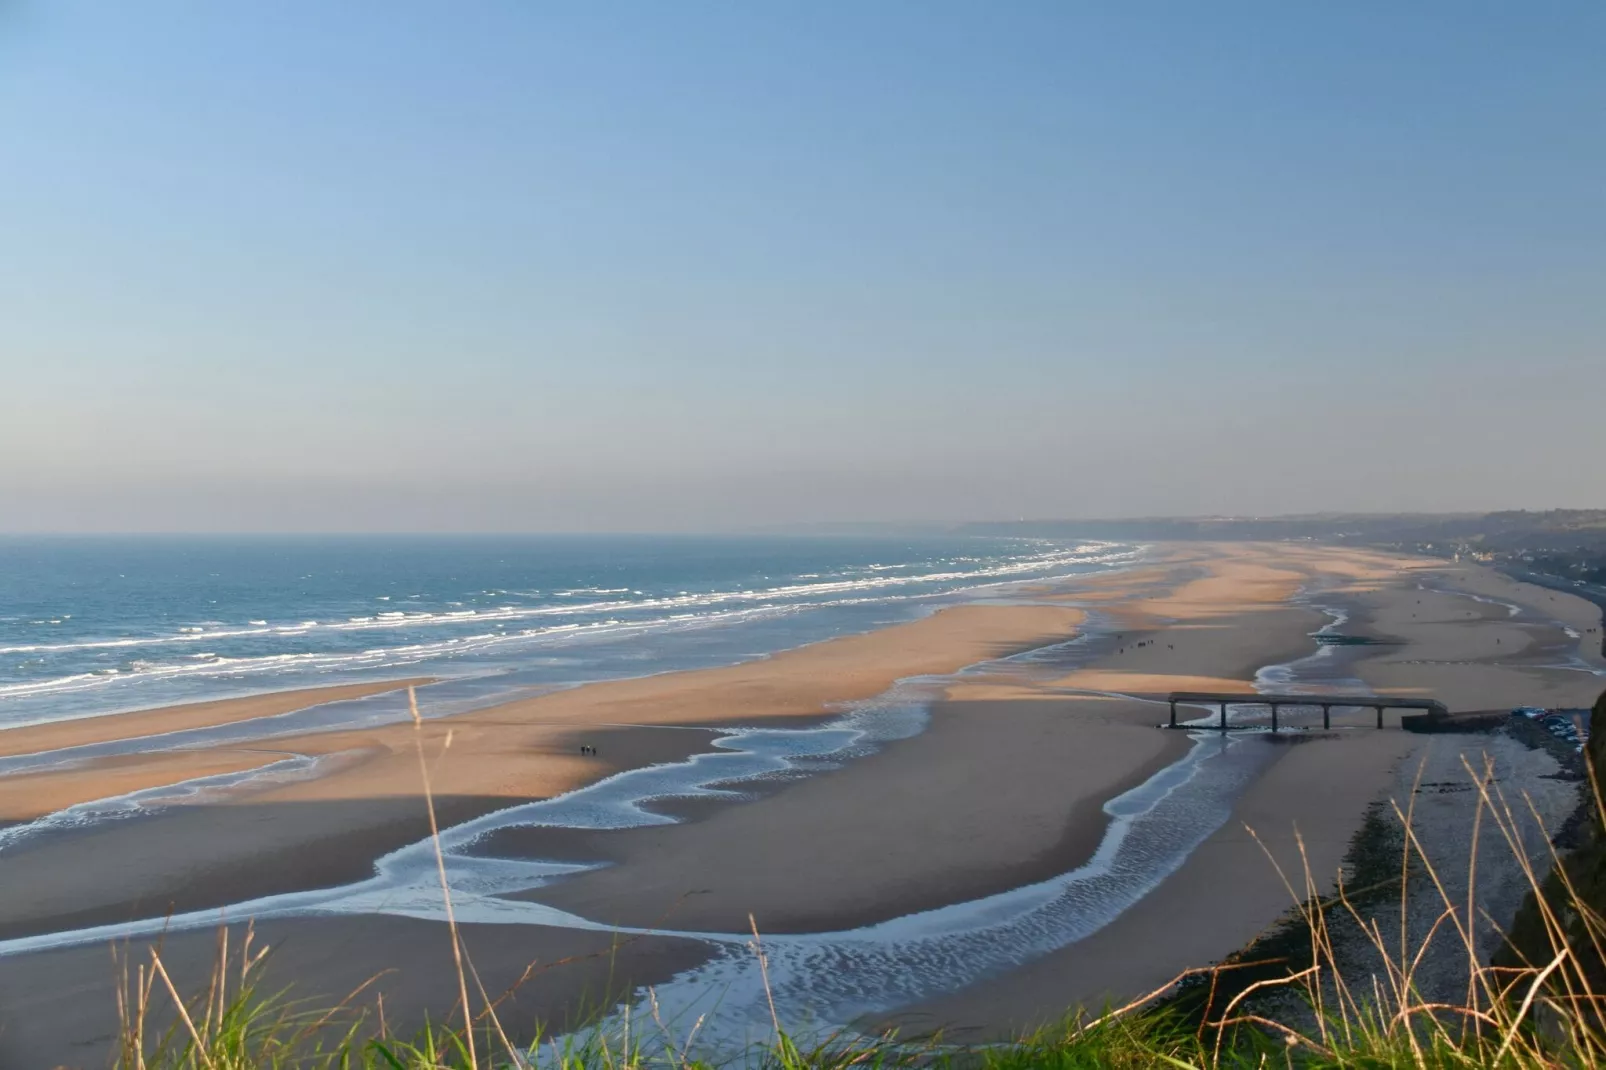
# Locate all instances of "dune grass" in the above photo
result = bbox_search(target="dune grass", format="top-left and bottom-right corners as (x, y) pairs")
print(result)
(108, 691), (1606, 1069)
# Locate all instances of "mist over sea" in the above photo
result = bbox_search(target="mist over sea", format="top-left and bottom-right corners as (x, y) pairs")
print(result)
(0, 535), (1138, 729)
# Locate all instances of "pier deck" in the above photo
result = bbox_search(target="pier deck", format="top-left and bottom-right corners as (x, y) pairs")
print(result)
(1165, 691), (1449, 731)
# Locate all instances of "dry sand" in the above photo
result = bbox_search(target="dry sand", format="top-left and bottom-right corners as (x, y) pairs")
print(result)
(0, 543), (1600, 1066)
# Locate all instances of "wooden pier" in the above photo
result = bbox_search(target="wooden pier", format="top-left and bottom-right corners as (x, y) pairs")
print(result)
(1165, 691), (1449, 731)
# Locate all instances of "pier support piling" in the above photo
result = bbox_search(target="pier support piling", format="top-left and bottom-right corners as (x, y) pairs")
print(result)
(1163, 692), (1447, 735)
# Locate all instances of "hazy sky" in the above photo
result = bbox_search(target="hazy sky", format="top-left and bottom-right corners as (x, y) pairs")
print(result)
(3, 3), (1602, 532)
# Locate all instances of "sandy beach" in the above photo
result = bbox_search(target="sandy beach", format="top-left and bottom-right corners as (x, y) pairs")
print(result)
(889, 545), (1606, 1039)
(0, 543), (1601, 1066)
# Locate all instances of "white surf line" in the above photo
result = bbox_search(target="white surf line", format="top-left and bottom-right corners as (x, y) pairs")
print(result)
(1424, 581), (1606, 677)
(0, 677), (948, 957)
(0, 553), (1143, 767)
(641, 591), (1397, 1050)
(0, 688), (433, 778)
(0, 751), (331, 855)
(0, 674), (584, 780)
(0, 546), (1146, 713)
(602, 605), (1353, 1053)
(1419, 577), (1577, 624)
(0, 702), (1273, 1059)
(0, 600), (1131, 959)
(1455, 591), (1524, 619)
(0, 586), (1114, 875)
(1173, 595), (1377, 733)
(1534, 655), (1606, 678)
(0, 563), (1305, 1055)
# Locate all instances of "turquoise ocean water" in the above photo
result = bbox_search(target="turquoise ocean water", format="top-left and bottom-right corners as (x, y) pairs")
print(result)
(0, 534), (1137, 728)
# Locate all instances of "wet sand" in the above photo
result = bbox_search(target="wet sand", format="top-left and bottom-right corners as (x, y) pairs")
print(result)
(521, 549), (1331, 934)
(0, 604), (1085, 941)
(519, 702), (1188, 934)
(0, 678), (437, 759)
(884, 546), (1606, 1039)
(1, 544), (1600, 1065)
(0, 724), (714, 943)
(0, 604), (1086, 822)
(0, 916), (714, 1068)
(0, 600), (1100, 1064)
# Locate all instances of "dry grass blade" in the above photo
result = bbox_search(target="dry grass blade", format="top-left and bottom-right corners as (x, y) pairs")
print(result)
(291, 968), (393, 1047)
(1463, 751), (1491, 1036)
(749, 913), (782, 1039)
(464, 949), (528, 1068)
(1209, 965), (1325, 1064)
(1493, 945), (1570, 1064)
(148, 950), (217, 1070)
(409, 683), (480, 1070)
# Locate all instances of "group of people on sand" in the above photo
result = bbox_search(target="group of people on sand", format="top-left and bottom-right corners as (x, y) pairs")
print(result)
(579, 743), (598, 756)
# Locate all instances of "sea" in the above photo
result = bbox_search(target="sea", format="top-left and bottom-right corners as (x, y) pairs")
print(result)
(0, 534), (1379, 1049)
(0, 533), (1349, 1050)
(0, 534), (1140, 730)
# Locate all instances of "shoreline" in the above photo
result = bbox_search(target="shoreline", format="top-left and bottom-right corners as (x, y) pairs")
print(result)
(0, 563), (1165, 1065)
(0, 541), (1148, 736)
(0, 677), (439, 760)
(0, 600), (1094, 943)
(512, 700), (1195, 935)
(3, 544), (1600, 1064)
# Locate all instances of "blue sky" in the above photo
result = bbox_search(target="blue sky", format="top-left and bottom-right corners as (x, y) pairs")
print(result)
(2, 2), (1602, 531)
